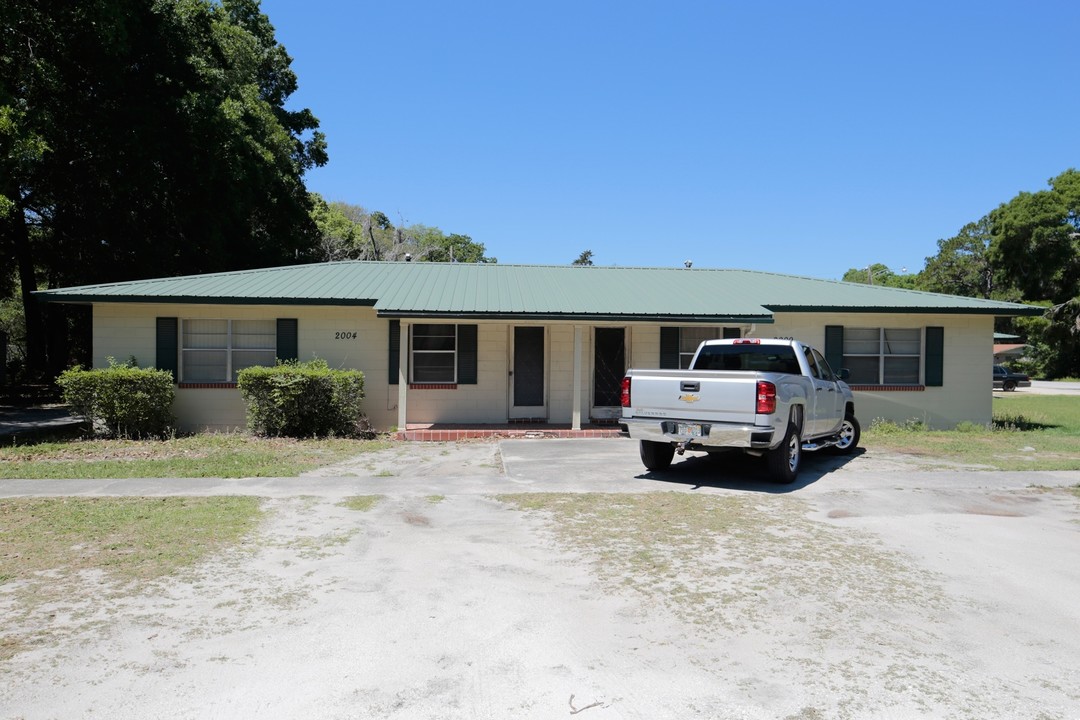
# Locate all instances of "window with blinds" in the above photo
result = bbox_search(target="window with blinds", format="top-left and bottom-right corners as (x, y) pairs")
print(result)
(181, 319), (276, 382)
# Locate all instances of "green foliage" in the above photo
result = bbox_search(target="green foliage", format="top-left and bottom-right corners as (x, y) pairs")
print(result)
(990, 169), (1080, 303)
(573, 250), (595, 266)
(917, 216), (1003, 299)
(987, 170), (1080, 378)
(237, 358), (367, 438)
(310, 194), (362, 261)
(401, 225), (496, 263)
(56, 361), (175, 438)
(840, 263), (917, 288)
(307, 194), (496, 263)
(866, 417), (928, 434)
(1, 0), (327, 374)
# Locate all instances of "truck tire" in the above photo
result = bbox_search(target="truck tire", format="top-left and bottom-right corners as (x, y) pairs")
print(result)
(765, 421), (801, 484)
(640, 440), (675, 471)
(830, 414), (861, 455)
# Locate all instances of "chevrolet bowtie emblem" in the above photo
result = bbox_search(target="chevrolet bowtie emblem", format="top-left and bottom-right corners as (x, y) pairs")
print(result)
(679, 394), (700, 403)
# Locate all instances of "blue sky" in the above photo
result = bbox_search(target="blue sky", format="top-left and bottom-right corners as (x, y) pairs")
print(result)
(261, 0), (1079, 279)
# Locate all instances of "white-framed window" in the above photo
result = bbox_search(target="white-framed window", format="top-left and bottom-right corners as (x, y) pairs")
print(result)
(181, 319), (276, 382)
(411, 324), (457, 383)
(842, 328), (921, 385)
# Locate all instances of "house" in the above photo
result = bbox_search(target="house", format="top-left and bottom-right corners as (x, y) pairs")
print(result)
(992, 332), (1029, 365)
(36, 261), (1041, 432)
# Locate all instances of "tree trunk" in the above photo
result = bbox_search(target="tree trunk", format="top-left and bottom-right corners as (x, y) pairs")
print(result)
(10, 206), (46, 377)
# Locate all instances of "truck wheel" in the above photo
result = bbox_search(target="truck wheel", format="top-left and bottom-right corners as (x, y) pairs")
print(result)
(1003, 379), (1017, 392)
(640, 440), (675, 471)
(765, 421), (801, 484)
(830, 414), (861, 455)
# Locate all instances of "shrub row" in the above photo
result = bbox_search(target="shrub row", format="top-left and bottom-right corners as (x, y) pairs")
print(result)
(57, 361), (175, 438)
(237, 359), (368, 438)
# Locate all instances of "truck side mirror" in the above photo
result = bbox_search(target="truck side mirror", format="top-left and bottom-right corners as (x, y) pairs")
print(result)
(837, 368), (850, 381)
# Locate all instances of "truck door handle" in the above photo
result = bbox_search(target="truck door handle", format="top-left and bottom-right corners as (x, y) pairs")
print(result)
(680, 381), (700, 392)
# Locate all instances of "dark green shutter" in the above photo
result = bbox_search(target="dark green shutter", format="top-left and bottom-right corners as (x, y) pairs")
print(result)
(388, 320), (400, 385)
(723, 327), (741, 339)
(457, 324), (478, 384)
(925, 326), (944, 387)
(276, 319), (298, 362)
(155, 317), (178, 382)
(824, 325), (844, 375)
(659, 327), (679, 369)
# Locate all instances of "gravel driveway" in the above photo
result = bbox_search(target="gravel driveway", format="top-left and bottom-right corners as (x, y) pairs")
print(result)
(2, 439), (1079, 719)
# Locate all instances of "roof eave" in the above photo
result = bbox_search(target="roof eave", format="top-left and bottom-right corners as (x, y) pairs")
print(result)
(376, 311), (775, 324)
(34, 294), (378, 307)
(766, 305), (1044, 316)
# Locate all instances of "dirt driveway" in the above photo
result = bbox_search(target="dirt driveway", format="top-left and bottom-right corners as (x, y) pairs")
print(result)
(2, 439), (1079, 719)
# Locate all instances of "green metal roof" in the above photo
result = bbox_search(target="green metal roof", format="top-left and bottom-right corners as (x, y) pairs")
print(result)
(35, 261), (1043, 321)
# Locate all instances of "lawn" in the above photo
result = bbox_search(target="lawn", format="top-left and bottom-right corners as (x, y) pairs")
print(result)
(0, 433), (392, 479)
(863, 394), (1080, 471)
(0, 495), (263, 660)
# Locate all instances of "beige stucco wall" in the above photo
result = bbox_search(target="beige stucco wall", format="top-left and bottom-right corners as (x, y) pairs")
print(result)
(757, 312), (994, 428)
(93, 304), (994, 432)
(94, 303), (398, 432)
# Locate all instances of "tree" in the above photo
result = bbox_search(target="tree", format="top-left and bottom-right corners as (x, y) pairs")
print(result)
(307, 197), (496, 264)
(989, 169), (1080, 378)
(990, 169), (1080, 303)
(840, 263), (917, 289)
(311, 194), (361, 261)
(1, 0), (327, 376)
(572, 250), (594, 266)
(917, 216), (1003, 299)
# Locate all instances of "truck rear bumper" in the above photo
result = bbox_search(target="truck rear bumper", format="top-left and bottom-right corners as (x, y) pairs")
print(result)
(620, 417), (778, 450)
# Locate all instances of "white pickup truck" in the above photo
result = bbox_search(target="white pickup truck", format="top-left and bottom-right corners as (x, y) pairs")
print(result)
(619, 338), (859, 483)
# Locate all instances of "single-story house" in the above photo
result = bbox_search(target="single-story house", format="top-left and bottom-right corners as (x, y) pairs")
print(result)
(37, 261), (1041, 432)
(992, 333), (1029, 365)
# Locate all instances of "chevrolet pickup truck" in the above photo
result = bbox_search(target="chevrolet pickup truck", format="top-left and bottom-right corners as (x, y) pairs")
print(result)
(619, 338), (859, 483)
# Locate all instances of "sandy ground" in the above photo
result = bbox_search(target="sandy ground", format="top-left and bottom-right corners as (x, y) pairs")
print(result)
(2, 439), (1080, 719)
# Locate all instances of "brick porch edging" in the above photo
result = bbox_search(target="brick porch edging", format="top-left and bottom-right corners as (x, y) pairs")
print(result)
(395, 426), (625, 441)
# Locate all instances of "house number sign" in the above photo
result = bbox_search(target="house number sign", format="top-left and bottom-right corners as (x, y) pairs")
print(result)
(334, 331), (358, 340)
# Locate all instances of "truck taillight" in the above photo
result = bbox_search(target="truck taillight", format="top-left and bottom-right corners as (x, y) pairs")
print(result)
(756, 380), (776, 414)
(621, 376), (631, 407)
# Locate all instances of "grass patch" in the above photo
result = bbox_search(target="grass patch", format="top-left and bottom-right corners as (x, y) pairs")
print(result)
(425, 495), (445, 504)
(0, 496), (262, 661)
(498, 492), (942, 630)
(863, 395), (1080, 471)
(0, 496), (262, 584)
(0, 433), (393, 479)
(338, 495), (381, 512)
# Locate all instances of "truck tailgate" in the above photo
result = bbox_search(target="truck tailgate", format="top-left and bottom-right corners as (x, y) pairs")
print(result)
(624, 369), (760, 424)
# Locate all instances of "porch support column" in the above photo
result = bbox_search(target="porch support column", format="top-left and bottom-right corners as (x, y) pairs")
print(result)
(397, 320), (409, 432)
(572, 325), (583, 430)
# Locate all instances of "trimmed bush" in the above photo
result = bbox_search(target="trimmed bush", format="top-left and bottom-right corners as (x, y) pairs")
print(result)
(57, 361), (175, 438)
(237, 359), (367, 438)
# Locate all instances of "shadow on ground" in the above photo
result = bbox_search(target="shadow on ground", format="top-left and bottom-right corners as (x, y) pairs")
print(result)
(636, 448), (865, 494)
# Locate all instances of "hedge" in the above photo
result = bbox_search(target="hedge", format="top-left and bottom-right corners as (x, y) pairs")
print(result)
(237, 359), (367, 438)
(57, 361), (175, 438)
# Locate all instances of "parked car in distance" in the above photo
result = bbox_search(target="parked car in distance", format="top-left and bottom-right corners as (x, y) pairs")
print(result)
(993, 364), (1031, 391)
